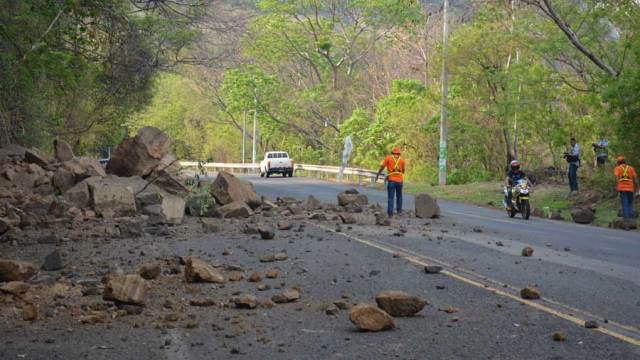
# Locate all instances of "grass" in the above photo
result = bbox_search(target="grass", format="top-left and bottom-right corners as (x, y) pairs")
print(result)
(400, 180), (623, 229)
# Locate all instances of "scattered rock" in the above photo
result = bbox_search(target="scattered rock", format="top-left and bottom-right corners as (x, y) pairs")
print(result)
(552, 332), (566, 341)
(107, 126), (171, 177)
(228, 271), (244, 282)
(306, 195), (321, 210)
(103, 274), (150, 305)
(334, 300), (350, 310)
(325, 304), (340, 315)
(0, 281), (30, 295)
(337, 192), (368, 207)
(375, 290), (429, 317)
(277, 222), (292, 231)
(258, 225), (276, 240)
(0, 259), (36, 282)
(63, 157), (106, 179)
(271, 289), (300, 304)
(189, 298), (217, 307)
(415, 193), (440, 219)
(184, 257), (226, 283)
(89, 177), (137, 217)
(209, 171), (260, 209)
(308, 212), (327, 221)
(584, 320), (599, 329)
(609, 219), (637, 230)
(438, 306), (460, 314)
(63, 181), (91, 209)
(52, 168), (75, 193)
(54, 140), (74, 162)
(22, 304), (38, 321)
(233, 294), (257, 309)
(265, 269), (278, 279)
(521, 247), (534, 257)
(0, 218), (9, 235)
(42, 250), (63, 271)
(349, 304), (395, 332)
(570, 206), (595, 224)
(137, 263), (161, 280)
(248, 272), (262, 282)
(218, 201), (253, 219)
(375, 213), (391, 226)
(520, 286), (541, 300)
(201, 218), (220, 233)
(24, 147), (52, 167)
(424, 265), (443, 274)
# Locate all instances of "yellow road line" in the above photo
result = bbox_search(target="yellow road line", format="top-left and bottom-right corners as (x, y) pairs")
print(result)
(309, 222), (640, 347)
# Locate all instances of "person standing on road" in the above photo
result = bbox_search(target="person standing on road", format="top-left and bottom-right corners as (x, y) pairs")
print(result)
(614, 156), (639, 226)
(375, 147), (405, 218)
(564, 137), (580, 195)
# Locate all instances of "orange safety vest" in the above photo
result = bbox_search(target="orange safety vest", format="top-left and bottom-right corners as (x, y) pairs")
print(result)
(382, 155), (405, 183)
(615, 164), (637, 192)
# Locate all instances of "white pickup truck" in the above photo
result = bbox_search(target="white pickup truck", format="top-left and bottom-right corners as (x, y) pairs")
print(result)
(260, 151), (294, 178)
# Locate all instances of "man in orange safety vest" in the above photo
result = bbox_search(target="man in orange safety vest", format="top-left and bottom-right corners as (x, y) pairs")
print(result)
(375, 147), (406, 217)
(614, 156), (639, 225)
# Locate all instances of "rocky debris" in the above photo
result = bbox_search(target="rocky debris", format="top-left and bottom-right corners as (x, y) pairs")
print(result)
(271, 289), (300, 303)
(218, 201), (253, 219)
(258, 225), (276, 240)
(571, 206), (595, 224)
(375, 213), (391, 226)
(185, 193), (218, 217)
(54, 140), (74, 162)
(277, 221), (292, 231)
(25, 147), (52, 167)
(349, 304), (395, 332)
(242, 223), (260, 234)
(584, 320), (599, 329)
(89, 177), (137, 217)
(201, 218), (220, 233)
(520, 286), (541, 300)
(138, 263), (161, 280)
(265, 269), (278, 279)
(42, 250), (63, 271)
(308, 213), (327, 221)
(232, 294), (257, 309)
(63, 180), (91, 208)
(52, 168), (75, 193)
(0, 218), (8, 235)
(107, 127), (171, 177)
(22, 304), (38, 321)
(258, 252), (288, 263)
(63, 157), (106, 180)
(306, 195), (321, 210)
(210, 171), (260, 209)
(521, 247), (534, 257)
(0, 281), (30, 295)
(189, 298), (217, 307)
(248, 272), (262, 282)
(375, 290), (429, 317)
(337, 190), (368, 207)
(415, 193), (440, 219)
(339, 213), (356, 225)
(103, 274), (150, 305)
(424, 265), (443, 274)
(326, 304), (340, 315)
(228, 271), (244, 282)
(184, 257), (226, 283)
(552, 332), (566, 341)
(138, 189), (185, 225)
(609, 219), (637, 230)
(0, 259), (36, 282)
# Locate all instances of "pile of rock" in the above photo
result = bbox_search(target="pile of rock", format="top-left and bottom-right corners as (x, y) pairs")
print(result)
(349, 290), (429, 332)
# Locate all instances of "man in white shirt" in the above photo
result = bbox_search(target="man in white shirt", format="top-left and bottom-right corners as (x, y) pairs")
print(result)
(566, 137), (580, 194)
(592, 137), (609, 167)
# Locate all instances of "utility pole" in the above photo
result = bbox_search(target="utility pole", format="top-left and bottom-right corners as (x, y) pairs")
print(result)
(242, 109), (247, 163)
(252, 97), (257, 164)
(438, 0), (450, 186)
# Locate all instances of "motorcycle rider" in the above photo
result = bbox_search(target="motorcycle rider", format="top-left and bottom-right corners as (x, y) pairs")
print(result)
(504, 160), (529, 211)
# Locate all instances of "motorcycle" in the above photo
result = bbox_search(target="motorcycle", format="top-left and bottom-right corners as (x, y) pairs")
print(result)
(503, 179), (531, 219)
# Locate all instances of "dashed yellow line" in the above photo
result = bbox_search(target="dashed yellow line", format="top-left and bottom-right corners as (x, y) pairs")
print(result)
(309, 222), (640, 347)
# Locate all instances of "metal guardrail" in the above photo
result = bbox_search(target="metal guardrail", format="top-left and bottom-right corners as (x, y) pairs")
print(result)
(179, 161), (381, 185)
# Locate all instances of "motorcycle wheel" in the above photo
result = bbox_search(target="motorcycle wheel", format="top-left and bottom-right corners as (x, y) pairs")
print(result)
(509, 205), (517, 218)
(521, 199), (531, 220)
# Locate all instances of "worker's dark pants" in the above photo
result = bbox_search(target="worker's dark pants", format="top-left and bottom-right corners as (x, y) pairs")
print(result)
(568, 164), (578, 191)
(620, 191), (634, 219)
(387, 181), (403, 217)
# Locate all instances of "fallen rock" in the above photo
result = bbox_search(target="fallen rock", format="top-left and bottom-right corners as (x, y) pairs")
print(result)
(189, 298), (217, 307)
(24, 147), (52, 167)
(415, 193), (440, 219)
(89, 177), (137, 217)
(521, 247), (534, 257)
(339, 213), (356, 225)
(375, 213), (391, 226)
(63, 181), (91, 208)
(0, 281), (30, 295)
(0, 259), (36, 282)
(326, 304), (340, 315)
(271, 289), (300, 303)
(424, 265), (443, 274)
(233, 294), (257, 309)
(0, 218), (9, 235)
(42, 250), (63, 271)
(277, 222), (292, 231)
(54, 140), (74, 162)
(218, 201), (253, 219)
(520, 286), (541, 300)
(265, 269), (278, 279)
(306, 195), (321, 210)
(138, 263), (161, 280)
(552, 332), (566, 341)
(52, 168), (76, 193)
(570, 206), (595, 224)
(228, 271), (244, 282)
(248, 272), (262, 282)
(209, 171), (260, 209)
(375, 290), (429, 317)
(337, 192), (368, 207)
(184, 257), (226, 283)
(308, 213), (327, 221)
(107, 126), (171, 177)
(22, 304), (38, 321)
(103, 274), (149, 305)
(201, 218), (220, 233)
(609, 219), (637, 230)
(258, 225), (275, 240)
(63, 157), (106, 179)
(349, 304), (395, 332)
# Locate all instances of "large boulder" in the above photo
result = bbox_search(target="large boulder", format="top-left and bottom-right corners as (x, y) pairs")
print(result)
(103, 274), (150, 305)
(570, 206), (595, 224)
(184, 257), (226, 283)
(415, 193), (440, 219)
(24, 148), (52, 167)
(52, 168), (75, 193)
(106, 126), (171, 177)
(88, 177), (137, 217)
(63, 157), (106, 180)
(63, 180), (92, 208)
(337, 192), (368, 207)
(146, 154), (190, 196)
(375, 290), (429, 317)
(218, 201), (253, 219)
(54, 140), (74, 162)
(349, 304), (395, 332)
(0, 259), (36, 282)
(0, 144), (26, 162)
(209, 172), (260, 209)
(137, 187), (185, 225)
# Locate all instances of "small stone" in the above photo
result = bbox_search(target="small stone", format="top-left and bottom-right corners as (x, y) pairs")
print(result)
(0, 281), (30, 295)
(520, 286), (540, 300)
(585, 320), (599, 329)
(277, 222), (292, 231)
(189, 298), (217, 307)
(326, 305), (339, 315)
(137, 263), (161, 280)
(42, 250), (63, 271)
(248, 272), (262, 282)
(265, 269), (278, 279)
(257, 283), (270, 291)
(228, 271), (244, 282)
(271, 289), (300, 304)
(260, 299), (275, 309)
(222, 248), (232, 256)
(438, 306), (460, 314)
(521, 247), (534, 257)
(334, 300), (350, 310)
(349, 304), (394, 332)
(0, 259), (36, 282)
(184, 257), (226, 283)
(233, 294), (257, 309)
(552, 332), (566, 341)
(201, 218), (220, 233)
(22, 304), (38, 321)
(563, 247), (571, 252)
(103, 274), (150, 305)
(258, 226), (276, 240)
(375, 290), (429, 317)
(424, 265), (442, 274)
(495, 241), (504, 247)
